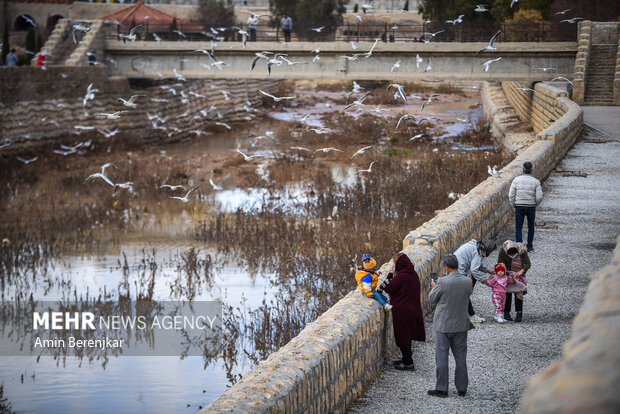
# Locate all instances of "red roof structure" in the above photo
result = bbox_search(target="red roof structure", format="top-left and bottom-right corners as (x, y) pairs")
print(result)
(100, 1), (203, 33)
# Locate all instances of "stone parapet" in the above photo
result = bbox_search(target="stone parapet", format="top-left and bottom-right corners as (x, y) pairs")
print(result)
(202, 79), (584, 413)
(66, 20), (107, 67)
(572, 20), (592, 105)
(519, 234), (620, 414)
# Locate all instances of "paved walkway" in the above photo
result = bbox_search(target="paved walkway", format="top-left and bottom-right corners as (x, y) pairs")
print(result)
(349, 109), (620, 414)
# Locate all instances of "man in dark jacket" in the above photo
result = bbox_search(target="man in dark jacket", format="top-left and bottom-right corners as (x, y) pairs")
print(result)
(509, 161), (543, 252)
(427, 254), (473, 398)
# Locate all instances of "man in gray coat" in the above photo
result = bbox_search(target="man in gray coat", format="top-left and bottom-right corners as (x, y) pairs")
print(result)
(427, 254), (473, 398)
(509, 161), (543, 252)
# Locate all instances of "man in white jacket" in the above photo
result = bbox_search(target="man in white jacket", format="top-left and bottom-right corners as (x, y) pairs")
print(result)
(509, 162), (543, 252)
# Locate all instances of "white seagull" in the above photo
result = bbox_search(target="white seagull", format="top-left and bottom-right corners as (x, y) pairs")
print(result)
(170, 187), (199, 203)
(117, 95), (145, 108)
(234, 149), (262, 161)
(483, 57), (502, 72)
(391, 60), (402, 72)
(476, 31), (501, 54)
(356, 161), (377, 175)
(351, 146), (372, 159)
(314, 147), (343, 155)
(387, 83), (407, 102)
(259, 90), (294, 102)
(16, 156), (39, 164)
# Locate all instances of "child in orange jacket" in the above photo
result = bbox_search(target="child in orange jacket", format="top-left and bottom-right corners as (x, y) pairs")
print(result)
(355, 254), (392, 311)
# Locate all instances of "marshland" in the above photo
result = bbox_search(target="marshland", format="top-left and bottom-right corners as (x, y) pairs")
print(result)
(0, 80), (505, 412)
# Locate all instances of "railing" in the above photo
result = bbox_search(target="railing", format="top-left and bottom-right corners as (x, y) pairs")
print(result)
(105, 21), (577, 44)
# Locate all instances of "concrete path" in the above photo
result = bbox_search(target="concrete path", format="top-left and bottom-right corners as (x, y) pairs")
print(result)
(349, 110), (620, 414)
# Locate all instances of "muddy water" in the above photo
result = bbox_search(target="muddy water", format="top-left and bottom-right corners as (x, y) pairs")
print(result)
(0, 84), (503, 413)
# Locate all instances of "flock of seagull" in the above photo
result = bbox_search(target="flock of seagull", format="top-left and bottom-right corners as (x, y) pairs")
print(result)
(7, 4), (583, 204)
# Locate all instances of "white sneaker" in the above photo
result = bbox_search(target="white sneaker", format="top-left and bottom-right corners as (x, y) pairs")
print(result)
(383, 304), (393, 311)
(494, 315), (506, 323)
(470, 314), (486, 323)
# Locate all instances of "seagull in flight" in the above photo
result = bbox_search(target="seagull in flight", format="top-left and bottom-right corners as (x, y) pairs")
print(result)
(310, 128), (330, 135)
(391, 60), (402, 72)
(160, 184), (186, 191)
(510, 0), (518, 8)
(314, 147), (343, 155)
(396, 114), (418, 130)
(119, 24), (142, 42)
(421, 94), (439, 112)
(16, 156), (38, 164)
(118, 95), (145, 108)
(356, 161), (377, 175)
(387, 83), (407, 102)
(545, 76), (575, 86)
(153, 33), (162, 44)
(344, 91), (371, 111)
(424, 57), (432, 72)
(416, 54), (423, 68)
(363, 38), (380, 58)
(72, 23), (90, 44)
(446, 15), (464, 25)
(408, 133), (425, 141)
(474, 4), (488, 12)
(536, 67), (556, 73)
(234, 149), (262, 161)
(259, 90), (294, 102)
(483, 57), (502, 72)
(351, 146), (372, 159)
(476, 31), (501, 54)
(291, 146), (311, 152)
(209, 177), (226, 190)
(170, 187), (199, 203)
(555, 9), (571, 15)
(354, 14), (363, 22)
(173, 68), (186, 82)
(311, 26), (325, 32)
(96, 111), (126, 119)
(215, 121), (231, 130)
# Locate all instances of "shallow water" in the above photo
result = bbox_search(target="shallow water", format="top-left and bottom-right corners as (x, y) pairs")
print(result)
(0, 86), (497, 412)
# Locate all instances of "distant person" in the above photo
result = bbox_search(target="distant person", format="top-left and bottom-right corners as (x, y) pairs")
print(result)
(355, 254), (392, 311)
(281, 13), (292, 42)
(509, 161), (543, 252)
(36, 52), (46, 67)
(377, 253), (426, 371)
(247, 14), (258, 42)
(427, 254), (473, 398)
(6, 49), (18, 66)
(454, 239), (496, 323)
(498, 240), (530, 322)
(87, 51), (96, 66)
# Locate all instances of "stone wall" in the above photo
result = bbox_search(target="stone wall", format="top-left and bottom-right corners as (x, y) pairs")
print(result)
(572, 20), (592, 105)
(615, 37), (620, 105)
(519, 234), (620, 414)
(0, 66), (281, 148)
(201, 82), (584, 412)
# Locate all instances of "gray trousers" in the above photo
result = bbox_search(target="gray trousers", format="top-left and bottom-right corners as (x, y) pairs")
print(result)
(435, 331), (468, 393)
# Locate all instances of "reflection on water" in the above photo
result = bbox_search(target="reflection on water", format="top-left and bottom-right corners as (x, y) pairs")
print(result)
(0, 84), (505, 412)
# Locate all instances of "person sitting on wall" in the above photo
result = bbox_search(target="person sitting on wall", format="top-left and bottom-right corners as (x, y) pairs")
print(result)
(6, 49), (18, 66)
(355, 254), (392, 311)
(377, 253), (426, 371)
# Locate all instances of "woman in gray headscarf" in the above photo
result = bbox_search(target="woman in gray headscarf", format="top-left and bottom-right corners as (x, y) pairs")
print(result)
(454, 239), (497, 323)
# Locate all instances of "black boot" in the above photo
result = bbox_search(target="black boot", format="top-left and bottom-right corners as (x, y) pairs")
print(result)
(504, 312), (513, 321)
(515, 312), (522, 322)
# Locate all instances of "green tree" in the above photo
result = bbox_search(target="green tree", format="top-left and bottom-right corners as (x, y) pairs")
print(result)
(403, 0), (408, 12)
(197, 0), (236, 29)
(1, 25), (9, 65)
(353, 3), (358, 13)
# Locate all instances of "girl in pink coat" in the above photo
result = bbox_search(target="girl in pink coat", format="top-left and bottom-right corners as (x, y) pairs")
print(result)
(483, 263), (511, 323)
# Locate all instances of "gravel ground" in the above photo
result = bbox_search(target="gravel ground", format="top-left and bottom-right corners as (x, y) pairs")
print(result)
(349, 118), (620, 413)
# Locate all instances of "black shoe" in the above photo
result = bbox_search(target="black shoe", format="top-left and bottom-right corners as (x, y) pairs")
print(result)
(392, 359), (403, 366)
(504, 312), (513, 321)
(394, 362), (415, 371)
(515, 312), (522, 322)
(427, 389), (448, 398)
(527, 247), (534, 252)
(458, 391), (467, 397)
